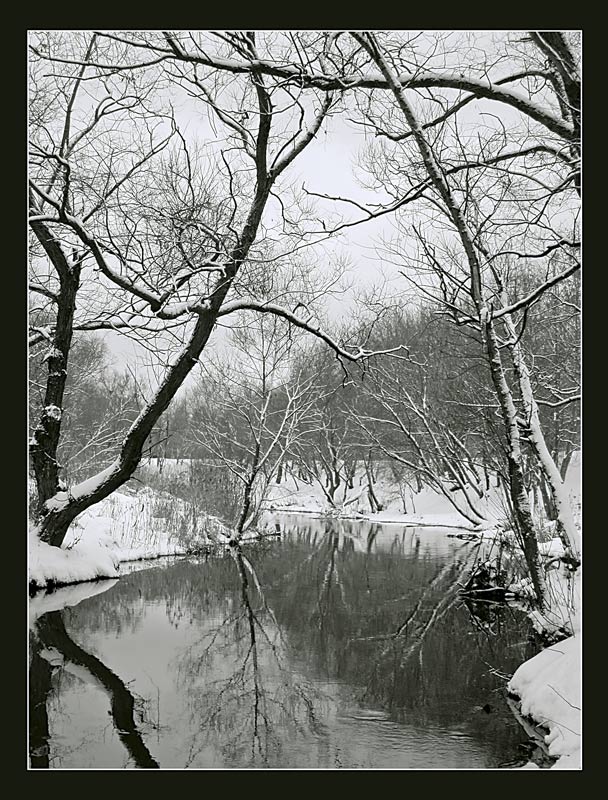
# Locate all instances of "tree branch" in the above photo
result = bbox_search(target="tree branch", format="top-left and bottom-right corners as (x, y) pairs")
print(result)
(492, 263), (580, 320)
(217, 299), (410, 363)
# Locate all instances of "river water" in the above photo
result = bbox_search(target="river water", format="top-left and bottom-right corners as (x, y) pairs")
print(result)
(29, 515), (545, 769)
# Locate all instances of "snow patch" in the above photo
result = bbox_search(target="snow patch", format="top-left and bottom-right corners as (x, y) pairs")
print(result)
(44, 405), (62, 421)
(508, 635), (581, 769)
(29, 527), (120, 590)
(30, 486), (231, 590)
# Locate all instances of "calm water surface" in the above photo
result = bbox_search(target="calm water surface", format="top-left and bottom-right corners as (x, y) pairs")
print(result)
(29, 516), (543, 769)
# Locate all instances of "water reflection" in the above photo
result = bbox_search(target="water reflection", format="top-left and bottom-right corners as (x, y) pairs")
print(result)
(29, 520), (542, 769)
(30, 610), (159, 768)
(178, 546), (330, 766)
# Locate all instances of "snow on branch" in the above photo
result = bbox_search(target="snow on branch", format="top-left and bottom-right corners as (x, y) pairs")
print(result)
(491, 263), (580, 320)
(37, 34), (577, 142)
(535, 395), (581, 408)
(29, 282), (59, 304)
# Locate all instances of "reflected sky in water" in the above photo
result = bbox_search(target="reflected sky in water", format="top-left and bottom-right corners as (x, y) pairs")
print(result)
(30, 518), (543, 769)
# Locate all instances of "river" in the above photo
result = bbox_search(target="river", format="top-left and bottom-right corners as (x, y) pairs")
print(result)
(29, 515), (547, 769)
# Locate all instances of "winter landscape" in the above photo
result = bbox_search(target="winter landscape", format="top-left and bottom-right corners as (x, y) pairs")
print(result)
(28, 30), (581, 770)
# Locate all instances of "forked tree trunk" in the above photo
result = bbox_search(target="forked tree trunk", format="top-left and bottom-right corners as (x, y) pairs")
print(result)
(504, 319), (580, 557)
(484, 320), (547, 607)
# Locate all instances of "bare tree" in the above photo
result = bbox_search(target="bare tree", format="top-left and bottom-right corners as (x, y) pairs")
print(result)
(351, 360), (491, 528)
(29, 31), (400, 548)
(29, 31), (582, 618)
(340, 30), (581, 606)
(189, 313), (318, 539)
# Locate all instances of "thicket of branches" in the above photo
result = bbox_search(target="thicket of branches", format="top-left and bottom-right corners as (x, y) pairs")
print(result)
(28, 30), (581, 609)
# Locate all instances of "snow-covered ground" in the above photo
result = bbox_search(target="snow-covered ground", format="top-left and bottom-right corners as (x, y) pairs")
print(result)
(508, 632), (581, 769)
(29, 486), (231, 590)
(506, 453), (581, 770)
(502, 538), (582, 770)
(265, 470), (506, 531)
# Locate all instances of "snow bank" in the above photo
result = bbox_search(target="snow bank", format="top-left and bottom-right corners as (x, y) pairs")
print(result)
(358, 509), (486, 530)
(29, 486), (231, 590)
(508, 635), (581, 769)
(265, 470), (505, 530)
(29, 528), (120, 590)
(503, 459), (582, 771)
(264, 502), (484, 530)
(510, 556), (581, 641)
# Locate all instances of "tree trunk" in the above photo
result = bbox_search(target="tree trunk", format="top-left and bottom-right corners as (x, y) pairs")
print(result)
(356, 33), (550, 608)
(235, 473), (257, 538)
(538, 475), (558, 521)
(29, 635), (53, 769)
(365, 460), (383, 512)
(29, 220), (81, 512)
(559, 449), (574, 482)
(484, 319), (547, 608)
(505, 325), (580, 557)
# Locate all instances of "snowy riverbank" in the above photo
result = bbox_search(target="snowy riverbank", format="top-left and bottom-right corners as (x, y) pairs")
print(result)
(505, 542), (582, 770)
(265, 472), (503, 530)
(29, 456), (582, 768)
(271, 472), (582, 769)
(508, 634), (581, 769)
(29, 486), (232, 590)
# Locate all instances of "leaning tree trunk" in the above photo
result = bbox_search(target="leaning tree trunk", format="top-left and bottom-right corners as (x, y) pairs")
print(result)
(505, 325), (580, 558)
(35, 174), (274, 548)
(484, 318), (548, 607)
(36, 305), (222, 547)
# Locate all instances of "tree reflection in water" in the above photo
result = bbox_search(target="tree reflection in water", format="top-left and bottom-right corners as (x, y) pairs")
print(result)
(29, 607), (159, 768)
(252, 521), (540, 759)
(29, 633), (54, 768)
(178, 545), (331, 767)
(29, 520), (543, 769)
